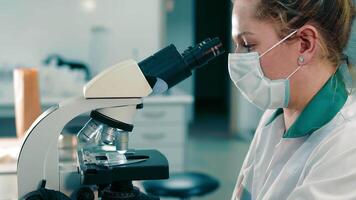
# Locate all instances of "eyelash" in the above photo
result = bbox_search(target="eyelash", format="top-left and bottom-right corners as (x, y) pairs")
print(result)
(242, 44), (254, 52)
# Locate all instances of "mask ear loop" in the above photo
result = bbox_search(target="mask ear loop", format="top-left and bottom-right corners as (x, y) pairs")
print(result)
(285, 55), (305, 79)
(259, 29), (299, 58)
(286, 64), (303, 79)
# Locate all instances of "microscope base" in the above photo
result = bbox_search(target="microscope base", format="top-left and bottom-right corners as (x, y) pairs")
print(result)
(101, 181), (159, 200)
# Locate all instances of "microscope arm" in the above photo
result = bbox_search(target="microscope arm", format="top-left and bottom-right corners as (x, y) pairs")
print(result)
(18, 59), (152, 198)
(83, 60), (152, 128)
(17, 97), (142, 199)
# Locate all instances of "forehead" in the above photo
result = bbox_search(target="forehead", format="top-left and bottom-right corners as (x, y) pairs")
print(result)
(232, 0), (259, 36)
(233, 0), (258, 16)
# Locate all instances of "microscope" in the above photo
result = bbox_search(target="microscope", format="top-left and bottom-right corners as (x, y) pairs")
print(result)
(17, 38), (224, 200)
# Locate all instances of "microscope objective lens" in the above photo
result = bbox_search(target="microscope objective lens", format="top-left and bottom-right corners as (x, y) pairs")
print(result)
(100, 126), (116, 145)
(77, 119), (102, 144)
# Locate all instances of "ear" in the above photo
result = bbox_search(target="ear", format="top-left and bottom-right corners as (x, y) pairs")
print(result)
(296, 25), (318, 65)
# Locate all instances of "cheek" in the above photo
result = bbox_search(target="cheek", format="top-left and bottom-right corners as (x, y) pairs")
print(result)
(259, 46), (297, 80)
(260, 54), (283, 80)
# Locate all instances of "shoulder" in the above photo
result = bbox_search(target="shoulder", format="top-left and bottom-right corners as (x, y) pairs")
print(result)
(305, 97), (356, 171)
(317, 94), (356, 151)
(293, 115), (356, 197)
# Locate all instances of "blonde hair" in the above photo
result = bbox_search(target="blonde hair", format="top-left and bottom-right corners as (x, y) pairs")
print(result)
(254, 0), (355, 69)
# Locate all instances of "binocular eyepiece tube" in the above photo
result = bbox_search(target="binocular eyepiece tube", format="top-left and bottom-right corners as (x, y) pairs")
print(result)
(139, 37), (225, 94)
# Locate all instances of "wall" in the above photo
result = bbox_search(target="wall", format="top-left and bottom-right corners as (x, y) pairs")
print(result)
(0, 0), (164, 74)
(346, 10), (356, 65)
(0, 0), (165, 137)
(0, 0), (194, 100)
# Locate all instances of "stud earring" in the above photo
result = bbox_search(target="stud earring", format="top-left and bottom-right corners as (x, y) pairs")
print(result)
(298, 56), (305, 64)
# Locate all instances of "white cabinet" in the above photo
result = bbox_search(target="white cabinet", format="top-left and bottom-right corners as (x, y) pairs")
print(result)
(0, 139), (19, 200)
(0, 174), (17, 200)
(131, 93), (192, 172)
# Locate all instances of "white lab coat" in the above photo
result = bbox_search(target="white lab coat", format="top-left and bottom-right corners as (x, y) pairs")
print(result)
(232, 94), (356, 200)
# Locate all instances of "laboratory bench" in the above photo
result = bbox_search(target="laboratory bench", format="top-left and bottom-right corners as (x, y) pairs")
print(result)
(0, 89), (193, 199)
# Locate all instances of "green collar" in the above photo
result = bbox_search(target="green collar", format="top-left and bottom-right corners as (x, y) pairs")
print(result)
(265, 69), (348, 138)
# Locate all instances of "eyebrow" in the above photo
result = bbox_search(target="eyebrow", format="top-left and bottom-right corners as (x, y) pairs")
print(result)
(237, 31), (254, 37)
(232, 31), (254, 43)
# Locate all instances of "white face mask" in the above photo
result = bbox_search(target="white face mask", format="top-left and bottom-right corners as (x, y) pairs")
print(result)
(228, 30), (302, 110)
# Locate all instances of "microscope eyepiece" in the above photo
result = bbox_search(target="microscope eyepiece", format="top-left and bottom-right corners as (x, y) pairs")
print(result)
(138, 37), (225, 94)
(182, 37), (225, 70)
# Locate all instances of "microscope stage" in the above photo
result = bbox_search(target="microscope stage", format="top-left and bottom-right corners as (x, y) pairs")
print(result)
(78, 149), (169, 185)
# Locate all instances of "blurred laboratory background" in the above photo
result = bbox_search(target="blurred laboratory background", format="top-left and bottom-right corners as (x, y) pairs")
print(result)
(0, 0), (355, 199)
(0, 0), (276, 200)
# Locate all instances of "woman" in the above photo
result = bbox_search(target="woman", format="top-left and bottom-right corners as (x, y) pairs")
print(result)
(229, 0), (356, 199)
